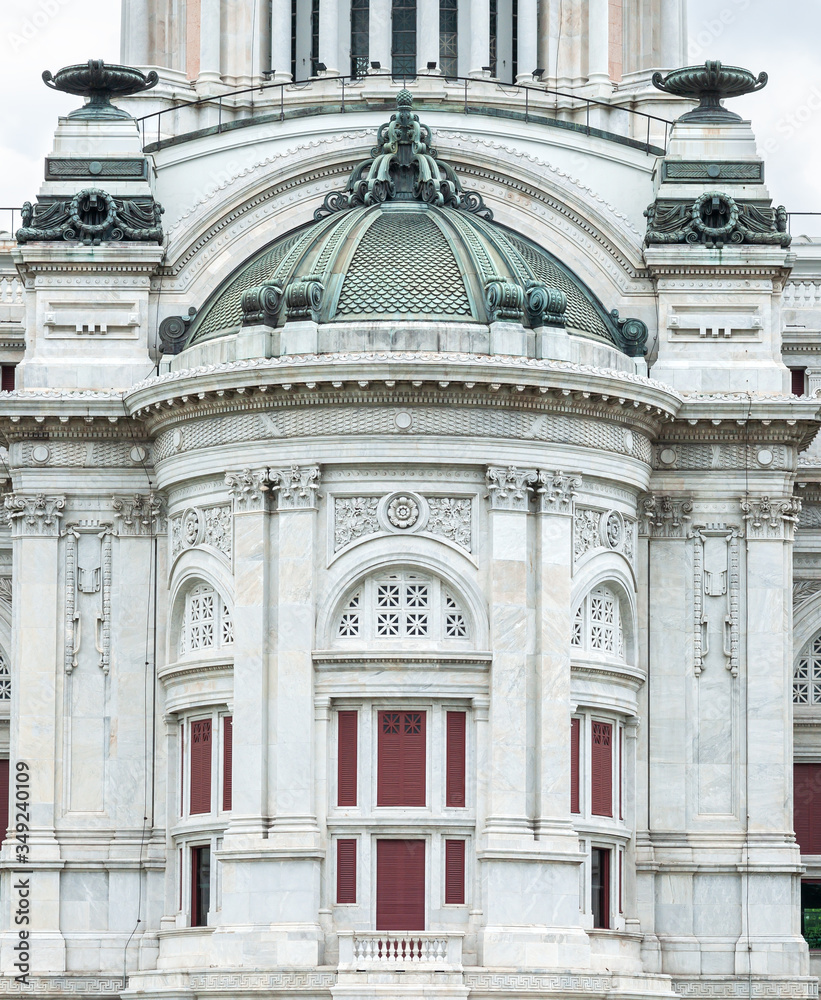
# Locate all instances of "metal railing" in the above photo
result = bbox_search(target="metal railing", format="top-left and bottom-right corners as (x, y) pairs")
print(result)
(134, 73), (673, 156)
(787, 213), (821, 238)
(0, 208), (22, 239)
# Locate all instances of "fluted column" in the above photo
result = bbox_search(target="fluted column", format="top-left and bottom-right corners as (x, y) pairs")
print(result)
(198, 0), (222, 85)
(368, 0), (391, 71)
(587, 0), (610, 87)
(318, 0), (340, 75)
(271, 0), (294, 80)
(417, 0), (439, 73)
(515, 0), (537, 82)
(468, 0), (490, 76)
(120, 0), (151, 65)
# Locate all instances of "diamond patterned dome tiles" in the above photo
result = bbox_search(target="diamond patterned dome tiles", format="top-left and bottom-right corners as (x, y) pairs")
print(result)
(334, 210), (473, 320)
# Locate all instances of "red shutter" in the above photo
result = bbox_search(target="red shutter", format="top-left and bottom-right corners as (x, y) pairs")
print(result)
(792, 368), (807, 396)
(1, 366), (15, 392)
(336, 838), (357, 903)
(376, 839), (425, 930)
(591, 721), (613, 817)
(570, 717), (580, 814)
(444, 839), (465, 904)
(619, 850), (623, 913)
(190, 719), (212, 815)
(0, 759), (8, 845)
(223, 716), (233, 811)
(446, 711), (466, 807)
(337, 710), (358, 807)
(794, 763), (821, 853)
(180, 723), (185, 816)
(377, 711), (426, 807)
(619, 726), (623, 821)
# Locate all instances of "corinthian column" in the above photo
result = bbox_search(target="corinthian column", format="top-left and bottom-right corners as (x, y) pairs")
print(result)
(270, 0), (294, 81)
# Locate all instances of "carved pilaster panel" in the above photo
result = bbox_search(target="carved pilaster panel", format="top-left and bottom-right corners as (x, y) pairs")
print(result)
(111, 493), (165, 536)
(485, 466), (536, 511)
(63, 522), (114, 675)
(689, 524), (743, 678)
(225, 468), (269, 512)
(639, 493), (693, 537)
(5, 494), (65, 535)
(270, 465), (321, 510)
(741, 495), (801, 540)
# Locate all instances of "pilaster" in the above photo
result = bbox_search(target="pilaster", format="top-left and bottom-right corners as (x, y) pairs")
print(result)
(2, 494), (66, 975)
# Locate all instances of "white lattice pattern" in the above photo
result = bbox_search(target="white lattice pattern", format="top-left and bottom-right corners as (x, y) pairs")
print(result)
(0, 653), (9, 700)
(336, 571), (468, 641)
(794, 632), (821, 704)
(571, 585), (625, 659)
(180, 584), (234, 656)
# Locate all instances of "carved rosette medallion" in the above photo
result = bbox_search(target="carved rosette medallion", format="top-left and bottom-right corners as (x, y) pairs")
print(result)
(387, 495), (420, 529)
(573, 506), (635, 567)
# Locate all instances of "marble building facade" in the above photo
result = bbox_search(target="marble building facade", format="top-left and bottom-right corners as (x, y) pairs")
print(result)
(0, 5), (821, 1000)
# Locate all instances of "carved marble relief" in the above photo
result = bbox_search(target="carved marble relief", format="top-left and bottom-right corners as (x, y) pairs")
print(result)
(170, 504), (232, 561)
(332, 491), (473, 553)
(690, 524), (742, 678)
(573, 505), (636, 567)
(63, 523), (114, 675)
(741, 495), (801, 539)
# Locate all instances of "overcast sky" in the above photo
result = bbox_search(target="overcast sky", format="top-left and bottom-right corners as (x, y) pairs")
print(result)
(1, 0), (820, 232)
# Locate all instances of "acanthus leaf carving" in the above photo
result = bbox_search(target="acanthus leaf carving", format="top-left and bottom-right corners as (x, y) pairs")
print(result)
(486, 466), (537, 511)
(225, 468), (269, 512)
(270, 465), (321, 510)
(741, 495), (801, 539)
(794, 579), (821, 611)
(426, 497), (472, 551)
(5, 493), (65, 535)
(334, 497), (380, 550)
(533, 470), (581, 515)
(111, 493), (164, 535)
(640, 493), (693, 537)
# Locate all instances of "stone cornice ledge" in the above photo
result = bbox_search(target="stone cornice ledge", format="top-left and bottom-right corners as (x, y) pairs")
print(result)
(124, 352), (682, 415)
(675, 394), (821, 451)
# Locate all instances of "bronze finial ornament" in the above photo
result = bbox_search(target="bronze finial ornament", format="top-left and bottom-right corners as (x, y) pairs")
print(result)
(42, 60), (159, 121)
(652, 60), (768, 124)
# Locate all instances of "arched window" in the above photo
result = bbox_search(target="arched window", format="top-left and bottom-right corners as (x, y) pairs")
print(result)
(335, 571), (469, 641)
(794, 632), (821, 704)
(351, 0), (369, 77)
(0, 652), (10, 700)
(439, 0), (458, 78)
(392, 0), (416, 78)
(179, 584), (234, 657)
(571, 585), (625, 659)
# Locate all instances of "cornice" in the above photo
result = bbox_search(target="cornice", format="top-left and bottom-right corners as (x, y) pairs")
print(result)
(123, 352), (681, 433)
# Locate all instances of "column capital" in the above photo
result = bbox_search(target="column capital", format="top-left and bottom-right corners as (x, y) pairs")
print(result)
(741, 494), (801, 540)
(270, 464), (321, 510)
(639, 492), (693, 537)
(485, 465), (537, 511)
(532, 470), (581, 515)
(4, 493), (65, 536)
(225, 467), (270, 512)
(111, 492), (165, 535)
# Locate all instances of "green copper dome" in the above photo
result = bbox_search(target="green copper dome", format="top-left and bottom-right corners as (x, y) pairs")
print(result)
(183, 93), (646, 358)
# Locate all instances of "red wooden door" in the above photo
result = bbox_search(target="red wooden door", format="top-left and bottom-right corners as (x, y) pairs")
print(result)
(376, 839), (425, 930)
